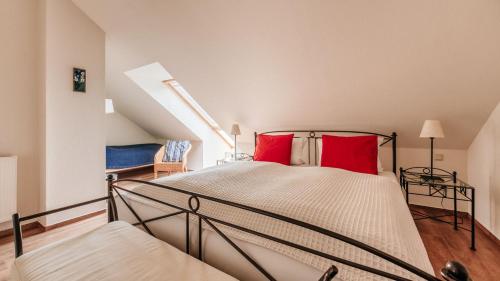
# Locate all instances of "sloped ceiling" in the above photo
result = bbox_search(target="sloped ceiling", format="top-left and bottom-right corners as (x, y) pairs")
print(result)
(105, 42), (197, 141)
(74, 0), (500, 149)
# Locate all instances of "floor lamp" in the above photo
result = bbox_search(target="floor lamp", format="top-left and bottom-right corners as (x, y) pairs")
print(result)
(231, 123), (241, 160)
(419, 120), (445, 179)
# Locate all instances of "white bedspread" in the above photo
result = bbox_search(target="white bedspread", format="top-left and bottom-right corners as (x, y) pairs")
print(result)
(127, 162), (433, 281)
(10, 221), (237, 281)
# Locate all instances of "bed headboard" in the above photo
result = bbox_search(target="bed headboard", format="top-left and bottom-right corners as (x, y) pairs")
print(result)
(254, 130), (397, 174)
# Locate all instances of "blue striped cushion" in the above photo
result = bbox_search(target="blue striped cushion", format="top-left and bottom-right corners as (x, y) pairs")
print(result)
(163, 140), (190, 162)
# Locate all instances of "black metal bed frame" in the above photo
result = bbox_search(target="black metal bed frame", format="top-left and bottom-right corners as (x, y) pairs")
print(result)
(12, 179), (441, 281)
(254, 130), (397, 174)
(11, 130), (469, 281)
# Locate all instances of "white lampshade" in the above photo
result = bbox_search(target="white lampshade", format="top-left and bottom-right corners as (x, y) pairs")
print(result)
(105, 98), (114, 114)
(420, 120), (444, 138)
(231, 123), (241, 136)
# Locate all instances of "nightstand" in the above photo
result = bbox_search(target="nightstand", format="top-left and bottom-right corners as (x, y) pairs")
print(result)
(216, 154), (253, 166)
(216, 159), (233, 165)
(400, 167), (476, 250)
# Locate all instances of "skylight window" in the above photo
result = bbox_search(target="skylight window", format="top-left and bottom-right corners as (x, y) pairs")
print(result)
(124, 62), (234, 168)
(164, 79), (234, 147)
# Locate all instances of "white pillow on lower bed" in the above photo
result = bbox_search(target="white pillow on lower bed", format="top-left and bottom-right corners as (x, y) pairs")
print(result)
(316, 137), (384, 172)
(291, 138), (308, 165)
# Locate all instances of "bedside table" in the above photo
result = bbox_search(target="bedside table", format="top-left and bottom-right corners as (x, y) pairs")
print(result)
(216, 159), (233, 165)
(400, 167), (476, 250)
(216, 154), (253, 166)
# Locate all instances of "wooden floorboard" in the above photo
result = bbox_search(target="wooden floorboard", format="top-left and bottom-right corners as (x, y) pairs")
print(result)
(412, 205), (500, 280)
(1, 173), (499, 280)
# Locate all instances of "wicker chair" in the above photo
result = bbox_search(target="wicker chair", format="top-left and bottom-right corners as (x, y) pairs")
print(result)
(153, 143), (192, 178)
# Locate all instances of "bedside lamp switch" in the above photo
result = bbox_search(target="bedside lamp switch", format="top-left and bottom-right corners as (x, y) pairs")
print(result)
(434, 153), (444, 161)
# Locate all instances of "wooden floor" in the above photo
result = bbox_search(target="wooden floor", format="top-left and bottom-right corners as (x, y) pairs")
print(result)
(1, 173), (499, 280)
(412, 205), (500, 280)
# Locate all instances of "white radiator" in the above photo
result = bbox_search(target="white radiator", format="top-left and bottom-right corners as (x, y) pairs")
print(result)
(0, 156), (17, 223)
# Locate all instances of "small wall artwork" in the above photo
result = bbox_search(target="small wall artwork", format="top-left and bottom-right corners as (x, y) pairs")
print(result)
(73, 68), (86, 93)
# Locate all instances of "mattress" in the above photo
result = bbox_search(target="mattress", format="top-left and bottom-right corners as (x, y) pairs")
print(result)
(116, 197), (324, 281)
(10, 221), (237, 281)
(115, 162), (433, 281)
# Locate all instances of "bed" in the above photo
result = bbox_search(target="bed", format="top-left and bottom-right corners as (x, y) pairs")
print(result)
(10, 221), (237, 281)
(108, 130), (440, 281)
(9, 131), (470, 281)
(113, 161), (432, 281)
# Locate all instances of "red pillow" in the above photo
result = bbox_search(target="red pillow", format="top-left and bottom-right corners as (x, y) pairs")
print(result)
(321, 135), (378, 175)
(254, 134), (294, 165)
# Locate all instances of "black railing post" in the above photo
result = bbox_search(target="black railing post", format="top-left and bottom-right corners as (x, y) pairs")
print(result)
(399, 167), (404, 187)
(185, 213), (190, 254)
(12, 213), (23, 258)
(392, 132), (397, 174)
(405, 181), (409, 205)
(107, 174), (116, 222)
(198, 217), (203, 260)
(254, 132), (257, 150)
(471, 188), (476, 250)
(430, 137), (434, 178)
(307, 135), (311, 165)
(453, 171), (458, 230)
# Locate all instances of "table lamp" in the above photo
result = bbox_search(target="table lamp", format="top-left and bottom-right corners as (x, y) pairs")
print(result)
(231, 123), (241, 160)
(420, 120), (444, 178)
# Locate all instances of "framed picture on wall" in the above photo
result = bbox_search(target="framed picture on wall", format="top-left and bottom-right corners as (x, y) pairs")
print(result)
(73, 68), (86, 93)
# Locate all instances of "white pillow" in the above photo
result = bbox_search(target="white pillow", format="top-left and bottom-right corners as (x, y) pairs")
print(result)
(291, 138), (308, 165)
(376, 136), (384, 172)
(316, 136), (384, 172)
(316, 139), (322, 166)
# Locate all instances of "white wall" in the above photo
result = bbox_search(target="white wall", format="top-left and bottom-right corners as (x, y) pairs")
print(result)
(186, 141), (203, 171)
(106, 111), (158, 145)
(41, 0), (106, 225)
(379, 147), (468, 178)
(467, 102), (500, 238)
(0, 0), (41, 230)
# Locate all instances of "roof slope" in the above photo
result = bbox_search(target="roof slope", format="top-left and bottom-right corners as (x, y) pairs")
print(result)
(75, 0), (500, 148)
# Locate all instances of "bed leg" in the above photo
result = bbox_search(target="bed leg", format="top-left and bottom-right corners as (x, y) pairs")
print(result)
(12, 213), (23, 258)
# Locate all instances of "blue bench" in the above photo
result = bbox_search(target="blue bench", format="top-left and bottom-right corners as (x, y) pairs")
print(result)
(106, 143), (162, 171)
